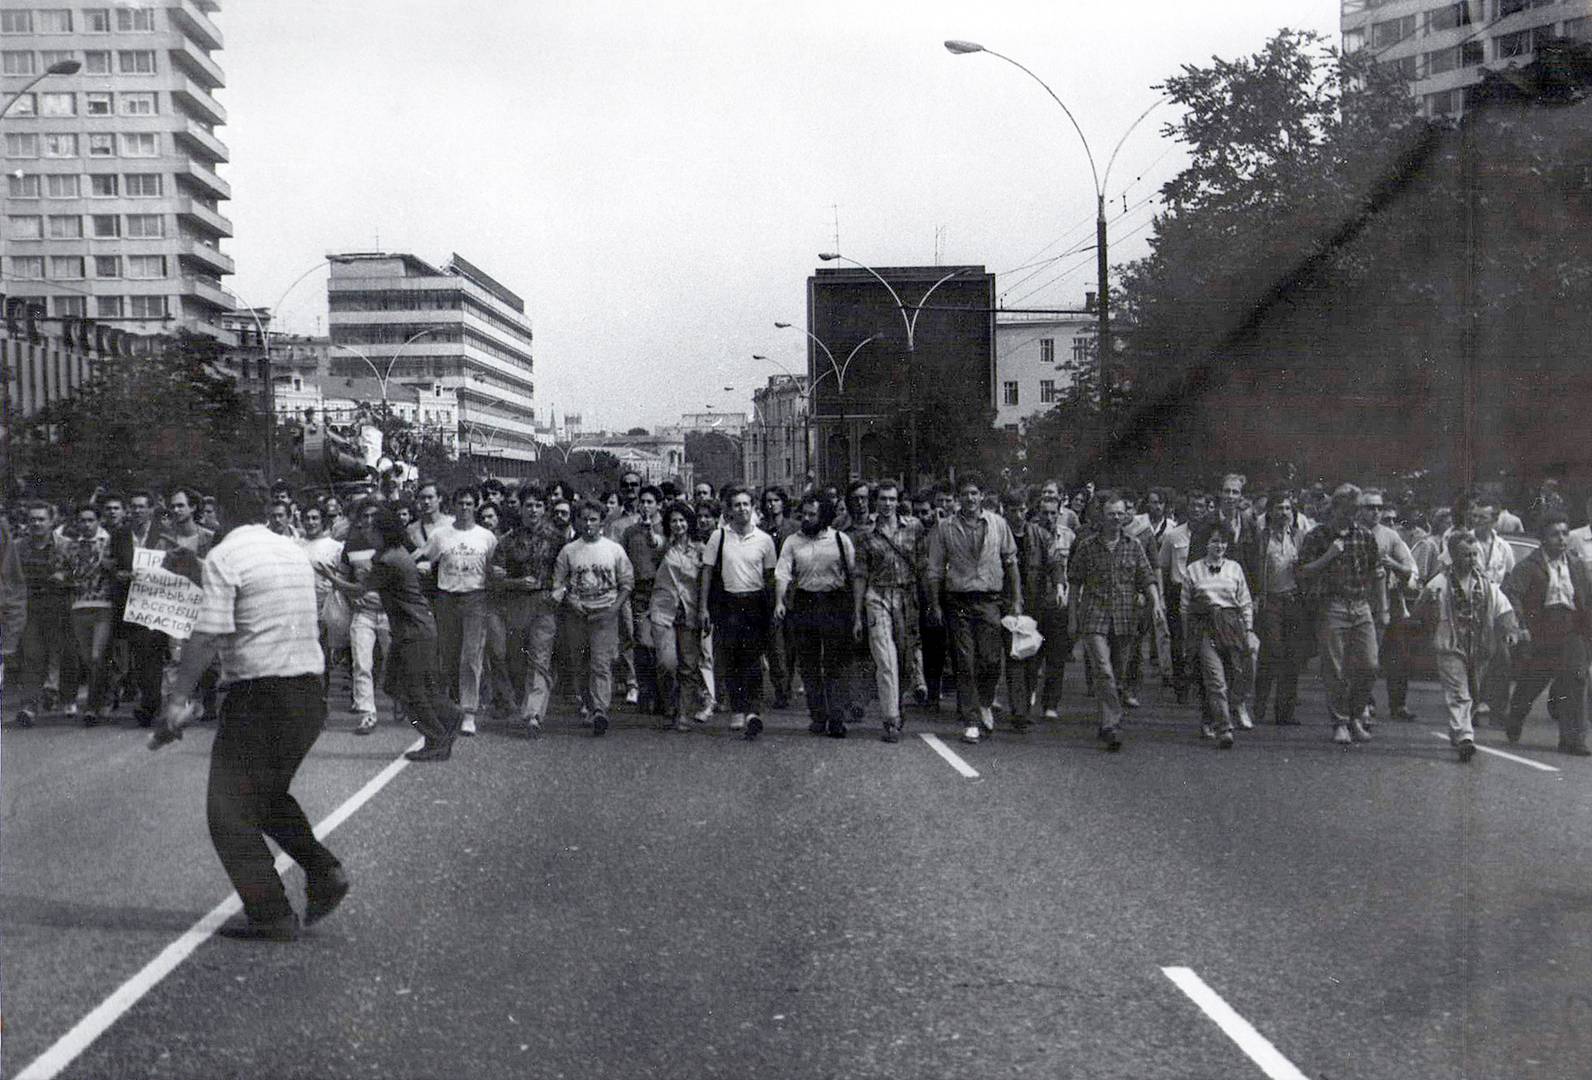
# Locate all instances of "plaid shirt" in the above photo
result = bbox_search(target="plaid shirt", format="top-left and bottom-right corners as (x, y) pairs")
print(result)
(856, 516), (923, 590)
(1298, 523), (1380, 603)
(1069, 532), (1155, 636)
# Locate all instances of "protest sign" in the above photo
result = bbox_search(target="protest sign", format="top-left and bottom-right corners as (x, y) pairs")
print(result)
(125, 550), (205, 640)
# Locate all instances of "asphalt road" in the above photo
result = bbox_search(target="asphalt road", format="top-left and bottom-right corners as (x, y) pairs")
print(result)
(4, 661), (1592, 1080)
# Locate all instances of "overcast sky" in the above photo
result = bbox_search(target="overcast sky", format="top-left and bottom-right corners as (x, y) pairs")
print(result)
(224, 0), (1339, 431)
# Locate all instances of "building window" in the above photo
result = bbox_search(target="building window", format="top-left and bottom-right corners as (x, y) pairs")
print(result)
(39, 91), (74, 116)
(119, 91), (156, 116)
(1460, 40), (1484, 66)
(0, 11), (33, 33)
(116, 49), (155, 74)
(48, 214), (81, 238)
(39, 49), (74, 67)
(45, 173), (78, 197)
(85, 92), (112, 116)
(126, 213), (163, 238)
(1370, 15), (1416, 48)
(50, 255), (85, 280)
(10, 256), (45, 280)
(91, 215), (120, 239)
(2, 52), (36, 76)
(96, 295), (123, 318)
(7, 93), (35, 116)
(84, 50), (111, 74)
(87, 134), (115, 159)
(1002, 381), (1020, 406)
(4, 132), (38, 158)
(6, 174), (40, 198)
(1426, 88), (1462, 115)
(116, 6), (156, 32)
(124, 173), (160, 197)
(1040, 379), (1059, 403)
(1072, 336), (1091, 364)
(126, 254), (165, 278)
(1426, 3), (1473, 32)
(42, 133), (76, 157)
(1381, 54), (1419, 80)
(1496, 28), (1534, 58)
(8, 216), (43, 240)
(36, 10), (73, 33)
(1426, 47), (1457, 75)
(83, 9), (110, 33)
(129, 295), (166, 318)
(1496, 0), (1529, 15)
(89, 173), (118, 197)
(95, 255), (121, 277)
(1039, 338), (1055, 364)
(120, 132), (158, 157)
(54, 295), (87, 317)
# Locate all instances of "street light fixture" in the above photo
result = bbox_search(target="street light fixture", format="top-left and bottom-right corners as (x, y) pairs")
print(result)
(945, 39), (1161, 405)
(1, 59), (81, 122)
(330, 325), (447, 420)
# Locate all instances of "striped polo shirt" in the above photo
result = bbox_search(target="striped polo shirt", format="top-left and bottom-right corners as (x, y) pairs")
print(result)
(193, 525), (325, 686)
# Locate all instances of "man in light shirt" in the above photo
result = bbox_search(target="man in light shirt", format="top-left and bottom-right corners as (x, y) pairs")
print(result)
(778, 493), (858, 738)
(1444, 492), (1517, 722)
(417, 487), (499, 735)
(698, 486), (777, 739)
(552, 501), (635, 737)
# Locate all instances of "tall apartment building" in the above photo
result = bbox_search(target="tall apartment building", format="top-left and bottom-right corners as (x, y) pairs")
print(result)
(1, 2), (233, 341)
(327, 252), (538, 464)
(1342, 0), (1592, 117)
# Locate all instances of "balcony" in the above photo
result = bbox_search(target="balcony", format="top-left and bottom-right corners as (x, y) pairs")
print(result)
(179, 157), (231, 200)
(174, 118), (229, 164)
(178, 238), (235, 276)
(173, 78), (226, 127)
(171, 0), (224, 52)
(181, 274), (235, 312)
(176, 197), (233, 238)
(170, 38), (225, 91)
(182, 315), (237, 347)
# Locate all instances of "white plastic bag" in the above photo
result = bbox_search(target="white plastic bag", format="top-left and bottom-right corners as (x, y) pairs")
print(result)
(1000, 614), (1044, 660)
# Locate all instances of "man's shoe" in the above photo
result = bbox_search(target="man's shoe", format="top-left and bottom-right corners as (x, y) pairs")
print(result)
(81, 712), (99, 728)
(978, 709), (996, 735)
(826, 717), (847, 739)
(1235, 706), (1254, 731)
(218, 912), (301, 943)
(459, 715), (478, 736)
(1333, 725), (1353, 745)
(1100, 727), (1123, 752)
(1558, 743), (1592, 757)
(304, 866), (351, 926)
(354, 714), (378, 735)
(1474, 702), (1492, 720)
(61, 702), (78, 717)
(729, 714), (747, 732)
(14, 708), (34, 728)
(809, 719), (827, 735)
(881, 722), (900, 744)
(625, 687), (640, 706)
(591, 711), (609, 737)
(745, 713), (763, 740)
(692, 705), (714, 724)
(1122, 695), (1141, 710)
(405, 741), (453, 762)
(1199, 722), (1215, 740)
(960, 725), (980, 745)
(1218, 730), (1235, 749)
(1043, 708), (1060, 721)
(1350, 719), (1373, 743)
(524, 716), (543, 738)
(1457, 739), (1477, 763)
(912, 686), (929, 707)
(1504, 721), (1523, 745)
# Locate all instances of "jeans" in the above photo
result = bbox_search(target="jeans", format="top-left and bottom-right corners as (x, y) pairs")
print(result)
(630, 587), (658, 707)
(483, 597), (510, 710)
(653, 616), (710, 717)
(1195, 633), (1255, 734)
(946, 593), (1003, 720)
(1081, 632), (1135, 732)
(348, 607), (390, 720)
(1317, 598), (1379, 725)
(504, 591), (560, 721)
(1255, 593), (1305, 723)
(18, 593), (72, 707)
(566, 606), (621, 716)
(207, 675), (340, 924)
(864, 586), (919, 721)
(434, 590), (488, 717)
(1507, 609), (1588, 747)
(712, 591), (769, 715)
(69, 607), (115, 714)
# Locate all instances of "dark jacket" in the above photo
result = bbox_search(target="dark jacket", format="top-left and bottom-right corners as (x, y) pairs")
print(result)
(1505, 548), (1592, 639)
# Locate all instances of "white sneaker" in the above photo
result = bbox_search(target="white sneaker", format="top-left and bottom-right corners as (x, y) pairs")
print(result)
(729, 714), (746, 731)
(1043, 708), (1060, 720)
(1236, 705), (1254, 731)
(960, 724), (980, 744)
(978, 707), (995, 734)
(692, 704), (714, 724)
(625, 687), (640, 705)
(460, 715), (477, 736)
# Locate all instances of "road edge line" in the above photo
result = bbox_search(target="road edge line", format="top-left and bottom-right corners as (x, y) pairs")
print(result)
(918, 732), (980, 778)
(1427, 730), (1560, 772)
(1162, 966), (1308, 1080)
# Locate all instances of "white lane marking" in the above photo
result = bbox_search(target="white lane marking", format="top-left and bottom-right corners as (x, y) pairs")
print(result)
(918, 732), (980, 778)
(1162, 967), (1308, 1080)
(15, 738), (425, 1080)
(1428, 731), (1560, 772)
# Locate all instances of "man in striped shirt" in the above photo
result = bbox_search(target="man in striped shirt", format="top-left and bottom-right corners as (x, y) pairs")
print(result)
(155, 476), (345, 943)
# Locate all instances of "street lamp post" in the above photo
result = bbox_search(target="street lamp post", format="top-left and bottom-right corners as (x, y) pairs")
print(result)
(812, 257), (970, 487)
(1, 59), (82, 121)
(945, 40), (1160, 407)
(773, 323), (880, 483)
(329, 325), (446, 421)
(234, 258), (335, 478)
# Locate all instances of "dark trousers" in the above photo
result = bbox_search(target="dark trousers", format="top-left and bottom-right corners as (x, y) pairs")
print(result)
(1255, 593), (1305, 724)
(1378, 616), (1419, 713)
(765, 618), (795, 705)
(207, 675), (340, 923)
(1039, 607), (1070, 710)
(789, 589), (851, 724)
(920, 595), (949, 703)
(946, 593), (1003, 720)
(386, 637), (463, 744)
(714, 591), (769, 715)
(125, 622), (167, 722)
(1165, 585), (1190, 696)
(1508, 609), (1589, 748)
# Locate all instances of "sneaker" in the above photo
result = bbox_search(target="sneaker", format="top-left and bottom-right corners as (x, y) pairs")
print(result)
(881, 722), (900, 744)
(692, 704), (714, 724)
(1235, 705), (1254, 731)
(1199, 723), (1215, 740)
(354, 714), (378, 736)
(744, 713), (763, 740)
(1333, 724), (1353, 745)
(729, 713), (747, 732)
(960, 724), (980, 745)
(14, 708), (35, 728)
(1218, 730), (1235, 749)
(625, 687), (640, 706)
(61, 702), (78, 717)
(524, 716), (543, 738)
(1122, 695), (1140, 710)
(1457, 739), (1476, 763)
(459, 715), (478, 736)
(1043, 708), (1060, 721)
(1359, 706), (1376, 731)
(1350, 719), (1373, 743)
(591, 711), (609, 737)
(1474, 702), (1492, 720)
(978, 708), (996, 735)
(304, 865), (351, 926)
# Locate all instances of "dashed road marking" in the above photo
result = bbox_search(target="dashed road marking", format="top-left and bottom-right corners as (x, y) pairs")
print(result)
(15, 738), (424, 1080)
(1428, 731), (1561, 772)
(1162, 966), (1308, 1080)
(918, 732), (980, 778)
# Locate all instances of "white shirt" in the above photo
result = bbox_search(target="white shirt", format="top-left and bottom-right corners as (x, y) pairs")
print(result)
(1439, 529), (1515, 585)
(419, 522), (498, 593)
(1159, 522), (1193, 587)
(704, 525), (777, 595)
(776, 528), (855, 592)
(298, 534), (344, 608)
(1546, 554), (1576, 609)
(1182, 558), (1254, 630)
(193, 526), (324, 686)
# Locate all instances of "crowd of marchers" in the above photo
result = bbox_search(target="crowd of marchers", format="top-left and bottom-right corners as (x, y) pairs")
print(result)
(1, 468), (1589, 765)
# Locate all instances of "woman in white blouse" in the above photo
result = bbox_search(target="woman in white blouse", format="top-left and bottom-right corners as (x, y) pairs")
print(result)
(650, 501), (713, 730)
(1182, 523), (1259, 747)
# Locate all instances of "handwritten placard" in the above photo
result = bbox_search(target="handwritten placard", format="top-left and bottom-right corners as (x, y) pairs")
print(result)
(124, 551), (205, 640)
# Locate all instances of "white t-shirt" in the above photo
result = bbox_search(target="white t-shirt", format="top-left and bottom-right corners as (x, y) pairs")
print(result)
(299, 534), (344, 607)
(420, 523), (498, 593)
(703, 525), (777, 595)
